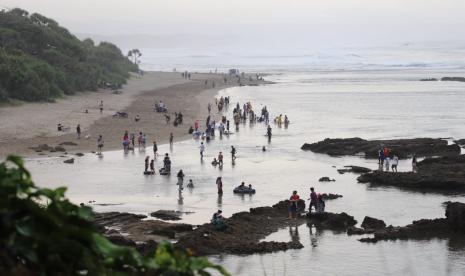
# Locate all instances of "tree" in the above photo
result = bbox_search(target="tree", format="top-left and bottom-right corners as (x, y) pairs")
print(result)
(127, 48), (142, 65)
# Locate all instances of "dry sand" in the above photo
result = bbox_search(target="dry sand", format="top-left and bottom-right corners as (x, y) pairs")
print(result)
(0, 71), (268, 158)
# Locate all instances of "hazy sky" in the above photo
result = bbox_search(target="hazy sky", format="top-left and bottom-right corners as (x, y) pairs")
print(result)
(3, 0), (465, 47)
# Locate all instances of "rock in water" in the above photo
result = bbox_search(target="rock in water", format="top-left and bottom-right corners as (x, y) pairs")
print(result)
(63, 158), (74, 164)
(445, 201), (465, 232)
(361, 216), (386, 230)
(319, 177), (335, 182)
(302, 137), (460, 159)
(150, 210), (182, 221)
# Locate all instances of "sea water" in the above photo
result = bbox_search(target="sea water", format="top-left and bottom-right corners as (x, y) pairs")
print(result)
(24, 49), (465, 275)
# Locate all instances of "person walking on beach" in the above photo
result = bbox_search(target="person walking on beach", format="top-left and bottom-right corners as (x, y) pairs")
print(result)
(99, 100), (103, 114)
(216, 177), (223, 194)
(288, 190), (300, 219)
(200, 142), (205, 158)
(208, 103), (212, 114)
(308, 187), (318, 213)
(231, 146), (237, 161)
(169, 133), (174, 145)
(97, 135), (104, 154)
(391, 155), (399, 172)
(76, 124), (81, 139)
(130, 133), (135, 148)
(218, 152), (224, 166)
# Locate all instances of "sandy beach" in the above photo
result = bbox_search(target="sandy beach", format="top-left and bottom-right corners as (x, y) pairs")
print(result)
(0, 71), (267, 158)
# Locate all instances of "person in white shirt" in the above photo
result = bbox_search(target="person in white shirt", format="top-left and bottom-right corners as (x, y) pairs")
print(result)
(391, 155), (399, 172)
(385, 156), (390, 171)
(200, 142), (205, 158)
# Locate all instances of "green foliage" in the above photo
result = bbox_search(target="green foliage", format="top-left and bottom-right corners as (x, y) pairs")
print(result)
(0, 8), (138, 102)
(0, 156), (230, 276)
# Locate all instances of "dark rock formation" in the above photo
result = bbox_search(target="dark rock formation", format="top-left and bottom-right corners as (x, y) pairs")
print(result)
(455, 139), (465, 147)
(361, 216), (386, 230)
(54, 146), (66, 152)
(358, 155), (465, 192)
(441, 77), (465, 82)
(359, 202), (465, 243)
(75, 152), (84, 157)
(176, 200), (306, 255)
(93, 212), (193, 243)
(337, 166), (371, 174)
(445, 201), (465, 232)
(420, 78), (438, 81)
(347, 226), (373, 235)
(301, 138), (459, 159)
(150, 210), (183, 221)
(306, 212), (357, 230)
(63, 158), (74, 164)
(59, 141), (78, 146)
(321, 193), (343, 200)
(319, 177), (335, 182)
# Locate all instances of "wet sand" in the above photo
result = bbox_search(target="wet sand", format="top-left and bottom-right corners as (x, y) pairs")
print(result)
(0, 71), (267, 158)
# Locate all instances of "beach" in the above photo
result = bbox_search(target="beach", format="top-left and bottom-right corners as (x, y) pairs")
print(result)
(0, 71), (266, 158)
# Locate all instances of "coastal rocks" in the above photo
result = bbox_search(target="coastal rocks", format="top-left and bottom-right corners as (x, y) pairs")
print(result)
(319, 177), (335, 182)
(337, 166), (371, 174)
(54, 146), (66, 152)
(176, 200), (306, 256)
(29, 144), (67, 153)
(63, 158), (74, 164)
(301, 138), (460, 159)
(150, 210), (183, 221)
(93, 212), (193, 242)
(420, 78), (438, 81)
(59, 141), (78, 146)
(321, 193), (343, 200)
(445, 202), (465, 232)
(75, 153), (84, 157)
(357, 155), (465, 192)
(441, 77), (465, 82)
(306, 212), (357, 230)
(454, 139), (465, 147)
(361, 216), (386, 231)
(359, 202), (464, 243)
(347, 226), (372, 235)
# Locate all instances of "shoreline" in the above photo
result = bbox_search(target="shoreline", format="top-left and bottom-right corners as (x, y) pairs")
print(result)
(0, 71), (271, 158)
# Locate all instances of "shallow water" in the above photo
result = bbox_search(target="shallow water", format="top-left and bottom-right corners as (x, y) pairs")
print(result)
(26, 69), (465, 275)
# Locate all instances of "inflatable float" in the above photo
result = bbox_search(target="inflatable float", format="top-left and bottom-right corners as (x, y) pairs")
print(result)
(233, 187), (256, 194)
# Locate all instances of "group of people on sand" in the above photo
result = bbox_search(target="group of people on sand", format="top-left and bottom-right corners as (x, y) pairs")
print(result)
(377, 147), (399, 172)
(288, 187), (325, 219)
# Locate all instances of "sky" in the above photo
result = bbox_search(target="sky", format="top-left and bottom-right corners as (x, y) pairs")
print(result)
(2, 0), (465, 48)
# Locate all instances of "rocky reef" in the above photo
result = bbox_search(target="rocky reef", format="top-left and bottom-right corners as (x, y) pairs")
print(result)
(357, 155), (465, 192)
(301, 138), (459, 159)
(359, 201), (465, 243)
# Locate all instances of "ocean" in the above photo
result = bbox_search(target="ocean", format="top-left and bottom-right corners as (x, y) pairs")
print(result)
(26, 46), (465, 275)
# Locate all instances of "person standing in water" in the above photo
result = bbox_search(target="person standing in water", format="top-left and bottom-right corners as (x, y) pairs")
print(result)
(391, 155), (399, 172)
(218, 152), (224, 166)
(231, 146), (237, 161)
(216, 177), (223, 194)
(99, 100), (103, 114)
(97, 135), (104, 154)
(144, 156), (150, 172)
(169, 133), (174, 145)
(412, 154), (417, 173)
(153, 141), (158, 157)
(76, 124), (81, 139)
(308, 187), (318, 213)
(200, 142), (205, 158)
(208, 103), (212, 114)
(288, 190), (300, 219)
(150, 159), (155, 174)
(267, 125), (272, 142)
(385, 156), (390, 172)
(177, 170), (185, 188)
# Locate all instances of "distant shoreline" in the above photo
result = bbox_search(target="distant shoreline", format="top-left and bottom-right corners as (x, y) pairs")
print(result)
(0, 71), (270, 158)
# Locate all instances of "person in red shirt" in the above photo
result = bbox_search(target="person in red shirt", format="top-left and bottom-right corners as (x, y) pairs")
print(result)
(288, 190), (300, 219)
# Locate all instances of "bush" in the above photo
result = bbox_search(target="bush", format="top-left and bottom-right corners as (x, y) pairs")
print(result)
(0, 156), (229, 275)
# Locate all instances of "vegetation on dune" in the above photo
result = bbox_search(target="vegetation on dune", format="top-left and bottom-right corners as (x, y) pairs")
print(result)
(0, 155), (229, 275)
(0, 8), (138, 102)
